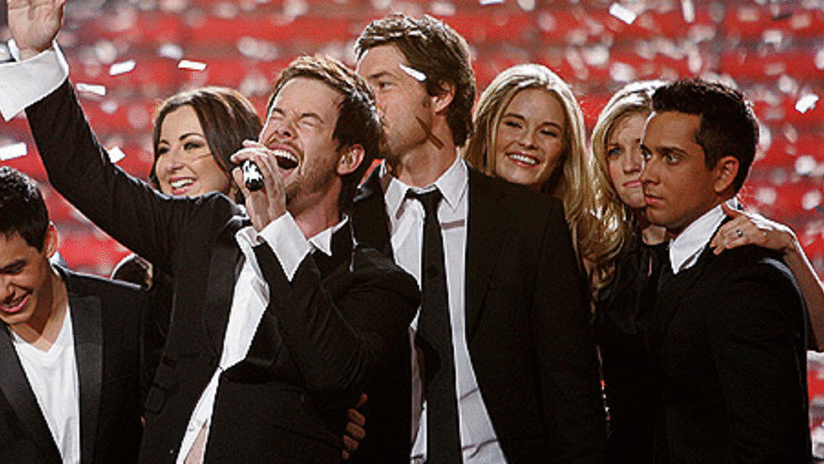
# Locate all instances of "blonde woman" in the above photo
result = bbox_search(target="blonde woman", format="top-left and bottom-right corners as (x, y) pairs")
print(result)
(462, 63), (598, 266)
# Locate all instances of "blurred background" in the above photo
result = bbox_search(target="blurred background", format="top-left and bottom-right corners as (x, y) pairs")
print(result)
(1, 0), (824, 440)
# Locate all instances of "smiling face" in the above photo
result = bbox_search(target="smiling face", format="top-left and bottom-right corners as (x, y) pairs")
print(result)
(154, 106), (233, 197)
(0, 227), (57, 330)
(259, 77), (344, 218)
(607, 111), (648, 210)
(640, 111), (721, 236)
(356, 44), (434, 164)
(492, 88), (566, 191)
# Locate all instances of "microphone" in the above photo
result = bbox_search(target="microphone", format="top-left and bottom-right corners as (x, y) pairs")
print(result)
(241, 160), (264, 191)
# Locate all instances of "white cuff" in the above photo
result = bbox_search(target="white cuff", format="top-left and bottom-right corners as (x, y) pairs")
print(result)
(257, 213), (312, 282)
(0, 40), (69, 121)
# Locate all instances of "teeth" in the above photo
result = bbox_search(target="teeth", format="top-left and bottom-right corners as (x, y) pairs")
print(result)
(170, 179), (194, 190)
(1, 293), (28, 312)
(509, 153), (538, 166)
(272, 149), (299, 170)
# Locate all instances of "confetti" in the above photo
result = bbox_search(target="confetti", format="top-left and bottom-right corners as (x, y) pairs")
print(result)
(178, 59), (207, 71)
(399, 64), (426, 82)
(479, 0), (504, 5)
(0, 142), (27, 161)
(109, 60), (136, 76)
(158, 43), (184, 60)
(76, 83), (107, 96)
(796, 94), (819, 114)
(107, 146), (126, 164)
(681, 0), (695, 23)
(609, 3), (637, 25)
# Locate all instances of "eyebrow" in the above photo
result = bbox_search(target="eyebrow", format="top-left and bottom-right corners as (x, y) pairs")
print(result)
(271, 107), (325, 124)
(0, 259), (25, 273)
(501, 112), (563, 131)
(158, 132), (203, 146)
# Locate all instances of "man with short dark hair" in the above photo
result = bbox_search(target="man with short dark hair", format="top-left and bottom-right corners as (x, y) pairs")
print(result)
(0, 166), (146, 464)
(352, 13), (605, 464)
(639, 78), (811, 463)
(2, 2), (419, 463)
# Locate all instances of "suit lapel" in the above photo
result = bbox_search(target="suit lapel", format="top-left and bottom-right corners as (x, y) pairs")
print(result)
(464, 170), (508, 339)
(65, 274), (103, 464)
(201, 216), (246, 360)
(351, 168), (393, 259)
(0, 325), (63, 464)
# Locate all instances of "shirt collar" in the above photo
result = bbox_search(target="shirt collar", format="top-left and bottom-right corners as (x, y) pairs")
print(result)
(379, 154), (468, 217)
(237, 213), (347, 258)
(309, 216), (348, 257)
(669, 202), (728, 274)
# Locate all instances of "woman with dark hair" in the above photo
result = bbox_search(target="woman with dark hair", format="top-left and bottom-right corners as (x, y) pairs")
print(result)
(111, 86), (262, 394)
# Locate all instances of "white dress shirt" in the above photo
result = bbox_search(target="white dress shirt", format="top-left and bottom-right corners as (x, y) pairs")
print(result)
(176, 213), (345, 463)
(12, 305), (80, 464)
(379, 157), (506, 463)
(0, 47), (347, 462)
(668, 202), (731, 275)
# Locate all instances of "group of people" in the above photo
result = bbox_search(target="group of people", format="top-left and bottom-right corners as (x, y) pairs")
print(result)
(0, 0), (820, 463)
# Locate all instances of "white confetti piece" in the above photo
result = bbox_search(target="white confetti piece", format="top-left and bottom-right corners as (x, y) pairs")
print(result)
(178, 59), (207, 71)
(609, 3), (637, 25)
(399, 63), (426, 82)
(480, 0), (504, 5)
(109, 60), (136, 76)
(107, 146), (126, 164)
(76, 83), (107, 96)
(158, 43), (184, 60)
(0, 142), (27, 161)
(796, 94), (819, 114)
(681, 0), (695, 23)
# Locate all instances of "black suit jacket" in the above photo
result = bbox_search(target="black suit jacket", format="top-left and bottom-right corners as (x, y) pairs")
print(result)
(643, 242), (811, 463)
(0, 268), (145, 464)
(26, 80), (419, 463)
(351, 167), (606, 463)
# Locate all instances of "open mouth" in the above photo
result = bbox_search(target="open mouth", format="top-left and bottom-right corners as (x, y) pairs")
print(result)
(170, 178), (195, 192)
(0, 292), (30, 315)
(508, 153), (539, 166)
(272, 149), (299, 170)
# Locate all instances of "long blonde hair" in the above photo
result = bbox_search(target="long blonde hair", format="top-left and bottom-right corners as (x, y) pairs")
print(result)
(589, 80), (665, 291)
(462, 64), (596, 262)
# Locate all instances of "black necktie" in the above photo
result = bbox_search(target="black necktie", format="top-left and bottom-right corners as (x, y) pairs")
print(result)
(407, 188), (462, 463)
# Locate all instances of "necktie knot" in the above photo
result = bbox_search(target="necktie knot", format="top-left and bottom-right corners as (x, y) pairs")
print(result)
(406, 188), (443, 218)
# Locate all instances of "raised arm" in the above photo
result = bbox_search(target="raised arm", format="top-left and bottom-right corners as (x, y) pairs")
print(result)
(711, 202), (824, 350)
(8, 0), (64, 59)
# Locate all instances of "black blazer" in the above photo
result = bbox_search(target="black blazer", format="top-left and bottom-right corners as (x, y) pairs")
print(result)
(26, 80), (420, 464)
(643, 242), (811, 463)
(351, 167), (606, 463)
(0, 268), (146, 464)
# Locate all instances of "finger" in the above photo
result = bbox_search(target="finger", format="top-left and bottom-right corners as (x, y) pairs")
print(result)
(232, 167), (251, 199)
(356, 393), (368, 408)
(347, 408), (366, 427)
(720, 201), (743, 219)
(342, 450), (350, 460)
(345, 421), (366, 440)
(343, 434), (361, 453)
(229, 146), (264, 164)
(243, 139), (265, 149)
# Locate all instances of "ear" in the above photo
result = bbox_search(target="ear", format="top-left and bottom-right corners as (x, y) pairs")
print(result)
(43, 223), (58, 260)
(337, 144), (365, 176)
(432, 80), (456, 115)
(713, 155), (739, 194)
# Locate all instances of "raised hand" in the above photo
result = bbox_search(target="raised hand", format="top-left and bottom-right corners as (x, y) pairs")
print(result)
(7, 0), (66, 60)
(710, 201), (797, 255)
(230, 140), (288, 232)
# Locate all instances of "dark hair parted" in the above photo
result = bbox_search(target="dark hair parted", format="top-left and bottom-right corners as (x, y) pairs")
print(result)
(356, 14), (476, 147)
(0, 167), (49, 251)
(267, 55), (383, 212)
(151, 86), (263, 202)
(652, 78), (759, 193)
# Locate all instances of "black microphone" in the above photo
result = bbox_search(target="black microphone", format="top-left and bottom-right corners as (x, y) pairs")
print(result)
(241, 160), (264, 191)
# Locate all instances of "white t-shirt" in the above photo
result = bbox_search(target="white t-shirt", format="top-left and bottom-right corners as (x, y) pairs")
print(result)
(11, 306), (81, 464)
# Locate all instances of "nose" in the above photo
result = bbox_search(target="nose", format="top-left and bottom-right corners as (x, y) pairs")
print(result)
(639, 155), (656, 185)
(623, 145), (643, 173)
(518, 128), (536, 148)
